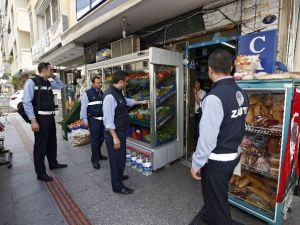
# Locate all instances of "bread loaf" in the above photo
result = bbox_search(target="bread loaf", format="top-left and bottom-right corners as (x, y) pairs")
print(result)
(247, 186), (275, 208)
(267, 137), (281, 155)
(246, 107), (255, 125)
(264, 96), (273, 107)
(239, 177), (250, 188)
(249, 95), (260, 105)
(246, 174), (273, 194)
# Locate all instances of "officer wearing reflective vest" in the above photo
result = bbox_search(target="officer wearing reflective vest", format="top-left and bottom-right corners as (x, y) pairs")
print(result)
(23, 62), (67, 182)
(103, 70), (148, 194)
(80, 76), (108, 169)
(190, 50), (249, 225)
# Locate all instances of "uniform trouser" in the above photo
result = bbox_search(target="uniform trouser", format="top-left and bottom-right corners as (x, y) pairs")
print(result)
(88, 118), (104, 165)
(201, 156), (240, 225)
(104, 130), (126, 192)
(33, 115), (58, 176)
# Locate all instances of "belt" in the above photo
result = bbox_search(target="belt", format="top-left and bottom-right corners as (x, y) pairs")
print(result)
(93, 117), (103, 121)
(38, 111), (55, 115)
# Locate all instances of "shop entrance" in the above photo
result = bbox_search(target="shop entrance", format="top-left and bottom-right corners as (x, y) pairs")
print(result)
(185, 36), (237, 161)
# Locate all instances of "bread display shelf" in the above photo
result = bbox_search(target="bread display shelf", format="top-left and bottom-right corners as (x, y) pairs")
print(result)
(241, 164), (278, 180)
(245, 124), (282, 137)
(228, 193), (275, 216)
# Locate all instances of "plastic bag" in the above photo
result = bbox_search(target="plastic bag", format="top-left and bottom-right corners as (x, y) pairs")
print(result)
(70, 128), (90, 146)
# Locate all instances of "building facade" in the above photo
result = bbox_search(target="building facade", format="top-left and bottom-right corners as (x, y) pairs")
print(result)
(1, 0), (35, 78)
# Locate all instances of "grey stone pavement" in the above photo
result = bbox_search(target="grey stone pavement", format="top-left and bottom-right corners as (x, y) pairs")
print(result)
(1, 111), (300, 225)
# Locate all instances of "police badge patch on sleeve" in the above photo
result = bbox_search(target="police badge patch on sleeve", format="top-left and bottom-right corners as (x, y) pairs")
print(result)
(236, 91), (244, 107)
(231, 91), (248, 118)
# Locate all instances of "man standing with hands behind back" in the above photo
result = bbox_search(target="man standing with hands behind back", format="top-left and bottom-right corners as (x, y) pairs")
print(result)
(23, 62), (67, 182)
(190, 50), (249, 225)
(103, 70), (148, 194)
(80, 76), (108, 170)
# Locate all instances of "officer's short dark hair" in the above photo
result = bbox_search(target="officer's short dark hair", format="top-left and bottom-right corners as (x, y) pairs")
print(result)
(38, 62), (50, 73)
(112, 70), (128, 84)
(208, 49), (233, 74)
(91, 76), (101, 83)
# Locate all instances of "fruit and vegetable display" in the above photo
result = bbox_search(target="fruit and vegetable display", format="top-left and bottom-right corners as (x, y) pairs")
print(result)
(156, 127), (176, 144)
(246, 94), (284, 127)
(67, 120), (86, 131)
(129, 89), (150, 101)
(156, 85), (176, 102)
(156, 69), (173, 81)
(128, 125), (150, 143)
(230, 171), (277, 211)
(129, 108), (150, 122)
(157, 106), (174, 124)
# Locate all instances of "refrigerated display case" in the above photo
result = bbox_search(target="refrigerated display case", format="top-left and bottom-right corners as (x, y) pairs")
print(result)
(86, 47), (184, 170)
(229, 79), (300, 225)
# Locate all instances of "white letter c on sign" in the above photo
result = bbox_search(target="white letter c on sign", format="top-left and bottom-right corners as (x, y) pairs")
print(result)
(249, 36), (266, 53)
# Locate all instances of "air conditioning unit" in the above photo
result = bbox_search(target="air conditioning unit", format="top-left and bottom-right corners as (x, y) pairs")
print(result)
(111, 35), (140, 58)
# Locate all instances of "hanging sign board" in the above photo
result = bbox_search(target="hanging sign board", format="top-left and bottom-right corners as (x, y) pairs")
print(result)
(238, 29), (278, 73)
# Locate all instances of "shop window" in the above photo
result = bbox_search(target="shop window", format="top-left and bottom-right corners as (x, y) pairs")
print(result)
(37, 15), (45, 40)
(51, 0), (58, 23)
(45, 6), (51, 30)
(76, 0), (107, 20)
(28, 10), (34, 45)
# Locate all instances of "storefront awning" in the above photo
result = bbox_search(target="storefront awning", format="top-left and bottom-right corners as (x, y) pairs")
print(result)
(61, 0), (215, 46)
(39, 42), (84, 66)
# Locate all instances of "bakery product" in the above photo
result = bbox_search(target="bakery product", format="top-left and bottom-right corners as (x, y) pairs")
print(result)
(246, 107), (255, 125)
(249, 95), (260, 105)
(267, 137), (281, 155)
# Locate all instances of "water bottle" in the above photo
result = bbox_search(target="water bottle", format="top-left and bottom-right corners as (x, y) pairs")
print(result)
(136, 154), (144, 172)
(126, 150), (132, 166)
(130, 151), (137, 169)
(142, 157), (152, 176)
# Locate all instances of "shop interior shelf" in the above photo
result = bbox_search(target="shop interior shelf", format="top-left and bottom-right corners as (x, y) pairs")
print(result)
(157, 90), (176, 105)
(228, 193), (275, 221)
(127, 137), (151, 147)
(245, 124), (282, 136)
(157, 113), (175, 129)
(241, 164), (278, 180)
(156, 72), (174, 82)
(129, 118), (150, 127)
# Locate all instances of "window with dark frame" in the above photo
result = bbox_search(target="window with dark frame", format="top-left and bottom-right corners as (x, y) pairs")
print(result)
(76, 0), (107, 20)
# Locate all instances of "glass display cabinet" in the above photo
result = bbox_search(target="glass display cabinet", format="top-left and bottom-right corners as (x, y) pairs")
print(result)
(86, 47), (184, 170)
(230, 79), (300, 225)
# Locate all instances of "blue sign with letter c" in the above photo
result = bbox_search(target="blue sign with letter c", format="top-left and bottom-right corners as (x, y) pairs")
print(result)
(238, 29), (278, 73)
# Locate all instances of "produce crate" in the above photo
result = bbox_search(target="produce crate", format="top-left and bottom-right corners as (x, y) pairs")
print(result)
(61, 101), (81, 141)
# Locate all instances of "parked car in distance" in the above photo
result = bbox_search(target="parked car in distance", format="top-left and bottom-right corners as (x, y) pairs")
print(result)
(9, 90), (60, 110)
(9, 90), (24, 110)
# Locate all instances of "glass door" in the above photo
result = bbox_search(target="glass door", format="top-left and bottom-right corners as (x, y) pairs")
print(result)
(154, 65), (177, 146)
(124, 60), (151, 145)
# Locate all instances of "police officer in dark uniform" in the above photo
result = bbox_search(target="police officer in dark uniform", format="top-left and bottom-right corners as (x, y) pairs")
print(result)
(80, 76), (107, 169)
(23, 62), (67, 182)
(103, 70), (147, 194)
(190, 50), (249, 225)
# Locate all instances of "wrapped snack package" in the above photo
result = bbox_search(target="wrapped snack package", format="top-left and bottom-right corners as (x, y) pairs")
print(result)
(70, 129), (90, 146)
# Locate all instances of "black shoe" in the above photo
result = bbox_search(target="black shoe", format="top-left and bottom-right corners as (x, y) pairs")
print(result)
(49, 163), (68, 170)
(93, 163), (100, 169)
(189, 206), (208, 225)
(122, 175), (129, 180)
(37, 174), (53, 182)
(99, 155), (108, 160)
(114, 186), (134, 194)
